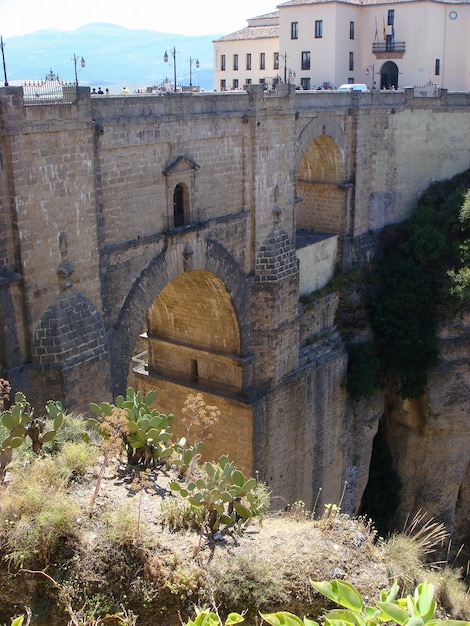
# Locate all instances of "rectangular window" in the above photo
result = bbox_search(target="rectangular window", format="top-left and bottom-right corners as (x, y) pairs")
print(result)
(260, 52), (266, 70)
(291, 21), (298, 39)
(301, 51), (311, 70)
(259, 77), (266, 84)
(233, 54), (238, 71)
(220, 79), (226, 91)
(301, 77), (310, 90)
(349, 51), (354, 71)
(246, 53), (251, 70)
(245, 78), (252, 85)
(274, 52), (279, 70)
(435, 58), (440, 75)
(350, 21), (355, 39)
(221, 55), (226, 71)
(232, 78), (239, 89)
(315, 20), (323, 38)
(387, 9), (394, 25)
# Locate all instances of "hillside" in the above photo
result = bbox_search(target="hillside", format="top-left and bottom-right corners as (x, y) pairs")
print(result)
(0, 402), (469, 626)
(3, 24), (216, 91)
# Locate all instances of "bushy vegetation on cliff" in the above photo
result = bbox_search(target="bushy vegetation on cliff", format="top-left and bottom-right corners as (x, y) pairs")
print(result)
(1, 388), (469, 626)
(350, 169), (470, 400)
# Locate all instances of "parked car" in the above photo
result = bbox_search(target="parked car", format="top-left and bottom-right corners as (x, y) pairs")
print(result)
(337, 83), (369, 92)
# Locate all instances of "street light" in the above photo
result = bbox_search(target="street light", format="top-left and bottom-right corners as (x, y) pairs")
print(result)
(1, 36), (8, 86)
(189, 56), (200, 87)
(164, 47), (177, 92)
(72, 53), (85, 86)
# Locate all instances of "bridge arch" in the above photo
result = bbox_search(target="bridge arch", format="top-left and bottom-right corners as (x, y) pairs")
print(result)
(115, 238), (254, 471)
(295, 118), (348, 235)
(296, 134), (345, 233)
(110, 237), (250, 400)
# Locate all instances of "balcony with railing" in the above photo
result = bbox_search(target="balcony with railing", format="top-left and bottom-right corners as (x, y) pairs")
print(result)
(372, 41), (406, 56)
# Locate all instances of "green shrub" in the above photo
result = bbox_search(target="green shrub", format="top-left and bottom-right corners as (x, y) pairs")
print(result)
(366, 169), (470, 399)
(346, 341), (381, 400)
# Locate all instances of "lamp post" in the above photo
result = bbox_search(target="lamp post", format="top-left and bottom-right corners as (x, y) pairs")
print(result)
(72, 54), (85, 86)
(1, 35), (8, 86)
(189, 56), (200, 87)
(164, 47), (177, 92)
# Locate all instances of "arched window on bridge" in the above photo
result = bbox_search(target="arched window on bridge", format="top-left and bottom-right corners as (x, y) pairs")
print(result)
(162, 155), (200, 231)
(173, 183), (187, 227)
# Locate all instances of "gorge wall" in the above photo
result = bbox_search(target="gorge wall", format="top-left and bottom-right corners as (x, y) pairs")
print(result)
(1, 84), (469, 549)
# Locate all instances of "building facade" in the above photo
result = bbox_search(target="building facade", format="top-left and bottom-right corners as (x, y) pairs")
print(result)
(214, 0), (470, 92)
(213, 12), (280, 90)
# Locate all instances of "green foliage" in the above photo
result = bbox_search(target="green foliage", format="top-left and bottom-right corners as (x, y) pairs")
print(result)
(172, 437), (204, 477)
(366, 169), (470, 399)
(346, 341), (381, 400)
(185, 610), (245, 626)
(89, 387), (175, 469)
(170, 454), (266, 534)
(304, 578), (470, 626)
(1, 393), (64, 479)
(261, 613), (318, 626)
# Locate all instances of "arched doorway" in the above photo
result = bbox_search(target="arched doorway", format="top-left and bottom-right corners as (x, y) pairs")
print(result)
(131, 269), (254, 471)
(296, 134), (344, 234)
(380, 61), (399, 90)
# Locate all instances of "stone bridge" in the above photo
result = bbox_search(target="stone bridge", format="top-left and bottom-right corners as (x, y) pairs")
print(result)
(1, 84), (469, 513)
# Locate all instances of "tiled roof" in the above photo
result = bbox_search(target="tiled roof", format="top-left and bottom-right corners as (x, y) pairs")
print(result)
(248, 10), (280, 19)
(215, 25), (280, 42)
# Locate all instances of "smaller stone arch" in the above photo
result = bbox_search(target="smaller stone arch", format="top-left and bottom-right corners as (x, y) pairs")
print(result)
(30, 290), (111, 412)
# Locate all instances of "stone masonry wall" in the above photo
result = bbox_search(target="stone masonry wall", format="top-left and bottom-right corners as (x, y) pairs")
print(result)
(1, 85), (470, 527)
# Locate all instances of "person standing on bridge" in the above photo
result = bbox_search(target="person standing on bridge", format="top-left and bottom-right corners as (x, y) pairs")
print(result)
(121, 86), (130, 95)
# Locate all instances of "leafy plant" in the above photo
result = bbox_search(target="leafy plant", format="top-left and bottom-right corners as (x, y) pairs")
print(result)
(366, 169), (470, 399)
(306, 578), (470, 626)
(346, 341), (381, 401)
(170, 455), (265, 534)
(89, 388), (175, 470)
(185, 609), (244, 626)
(1, 393), (64, 480)
(261, 612), (318, 626)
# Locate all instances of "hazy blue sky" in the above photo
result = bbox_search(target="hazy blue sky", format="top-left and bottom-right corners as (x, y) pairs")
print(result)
(1, 0), (279, 37)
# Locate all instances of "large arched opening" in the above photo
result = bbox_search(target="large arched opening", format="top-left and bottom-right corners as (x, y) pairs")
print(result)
(131, 269), (254, 471)
(295, 134), (344, 294)
(296, 134), (344, 234)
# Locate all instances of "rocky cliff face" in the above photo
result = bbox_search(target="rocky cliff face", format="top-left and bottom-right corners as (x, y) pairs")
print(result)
(384, 307), (470, 563)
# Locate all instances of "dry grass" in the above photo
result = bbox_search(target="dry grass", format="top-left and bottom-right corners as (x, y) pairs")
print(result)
(0, 450), (469, 626)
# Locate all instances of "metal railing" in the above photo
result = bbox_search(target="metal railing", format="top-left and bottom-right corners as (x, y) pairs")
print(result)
(165, 207), (206, 231)
(23, 69), (78, 106)
(372, 41), (406, 54)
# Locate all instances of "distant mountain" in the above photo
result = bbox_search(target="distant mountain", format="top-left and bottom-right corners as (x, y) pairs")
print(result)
(3, 23), (217, 91)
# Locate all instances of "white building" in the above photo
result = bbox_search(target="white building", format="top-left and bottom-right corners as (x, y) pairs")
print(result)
(214, 0), (470, 92)
(213, 12), (280, 90)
